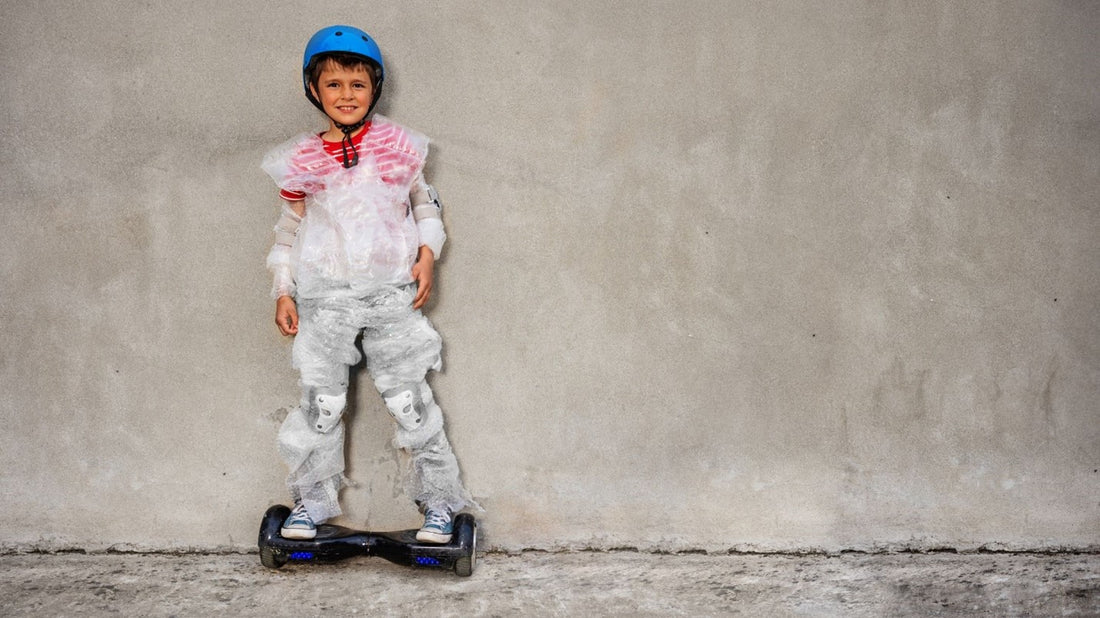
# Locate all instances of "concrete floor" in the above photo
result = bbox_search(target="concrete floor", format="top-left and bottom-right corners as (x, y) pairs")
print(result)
(1, 551), (1096, 616)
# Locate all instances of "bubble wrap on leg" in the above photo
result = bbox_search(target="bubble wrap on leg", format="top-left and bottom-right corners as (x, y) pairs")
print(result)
(278, 404), (345, 523)
(277, 298), (361, 524)
(360, 287), (475, 513)
(405, 417), (473, 514)
(280, 288), (475, 519)
(359, 287), (443, 384)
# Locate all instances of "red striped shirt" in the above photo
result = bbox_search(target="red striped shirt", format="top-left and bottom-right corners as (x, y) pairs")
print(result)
(279, 122), (373, 201)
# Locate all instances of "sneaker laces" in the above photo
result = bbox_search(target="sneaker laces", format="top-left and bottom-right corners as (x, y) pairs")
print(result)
(423, 509), (451, 529)
(288, 504), (313, 525)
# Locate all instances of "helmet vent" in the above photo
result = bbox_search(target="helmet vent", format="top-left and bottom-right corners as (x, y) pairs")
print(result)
(334, 31), (343, 36)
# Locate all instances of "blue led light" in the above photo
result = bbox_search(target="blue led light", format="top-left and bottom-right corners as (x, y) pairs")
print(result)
(290, 552), (315, 561)
(415, 556), (441, 566)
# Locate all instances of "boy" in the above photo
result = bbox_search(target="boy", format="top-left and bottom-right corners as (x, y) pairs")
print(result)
(262, 25), (472, 543)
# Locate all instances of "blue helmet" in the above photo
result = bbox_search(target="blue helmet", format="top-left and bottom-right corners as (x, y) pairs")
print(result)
(302, 25), (385, 115)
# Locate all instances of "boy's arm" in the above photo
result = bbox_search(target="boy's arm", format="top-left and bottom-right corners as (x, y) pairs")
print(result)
(410, 173), (444, 309)
(410, 173), (445, 259)
(275, 295), (299, 335)
(268, 198), (305, 334)
(411, 245), (434, 310)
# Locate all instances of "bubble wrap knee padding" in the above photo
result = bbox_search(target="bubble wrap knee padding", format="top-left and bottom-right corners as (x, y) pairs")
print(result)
(390, 384), (444, 451)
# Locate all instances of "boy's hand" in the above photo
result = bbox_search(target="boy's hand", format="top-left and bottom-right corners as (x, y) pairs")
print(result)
(411, 245), (435, 309)
(275, 295), (299, 336)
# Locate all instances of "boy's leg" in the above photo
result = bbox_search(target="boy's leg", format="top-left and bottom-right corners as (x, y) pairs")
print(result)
(361, 287), (472, 519)
(380, 379), (467, 512)
(277, 297), (362, 529)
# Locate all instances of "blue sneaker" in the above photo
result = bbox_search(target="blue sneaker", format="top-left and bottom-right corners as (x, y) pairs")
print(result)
(281, 503), (317, 540)
(416, 506), (454, 544)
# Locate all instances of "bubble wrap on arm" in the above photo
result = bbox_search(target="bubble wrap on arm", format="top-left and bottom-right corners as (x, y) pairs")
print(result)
(265, 200), (302, 299)
(409, 173), (446, 259)
(261, 134), (333, 299)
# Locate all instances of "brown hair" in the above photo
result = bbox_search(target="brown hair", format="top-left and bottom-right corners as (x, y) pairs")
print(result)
(307, 53), (380, 91)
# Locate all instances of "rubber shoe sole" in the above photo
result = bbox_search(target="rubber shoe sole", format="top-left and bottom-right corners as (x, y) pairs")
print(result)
(280, 525), (317, 540)
(416, 528), (452, 544)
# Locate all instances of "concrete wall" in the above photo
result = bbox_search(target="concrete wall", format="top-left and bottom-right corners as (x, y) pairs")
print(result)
(1, 0), (1096, 553)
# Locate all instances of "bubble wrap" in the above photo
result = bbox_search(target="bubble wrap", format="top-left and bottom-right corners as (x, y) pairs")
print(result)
(392, 380), (475, 514)
(277, 287), (474, 523)
(278, 402), (346, 522)
(261, 116), (430, 299)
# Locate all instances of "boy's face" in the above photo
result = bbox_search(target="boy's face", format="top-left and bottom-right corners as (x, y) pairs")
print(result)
(309, 61), (374, 128)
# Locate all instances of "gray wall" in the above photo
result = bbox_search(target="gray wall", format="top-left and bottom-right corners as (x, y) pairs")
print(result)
(1, 0), (1097, 553)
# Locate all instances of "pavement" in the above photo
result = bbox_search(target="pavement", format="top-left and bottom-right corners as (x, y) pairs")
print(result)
(1, 550), (1097, 616)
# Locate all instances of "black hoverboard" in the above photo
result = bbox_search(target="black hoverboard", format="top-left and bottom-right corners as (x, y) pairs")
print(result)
(258, 504), (478, 576)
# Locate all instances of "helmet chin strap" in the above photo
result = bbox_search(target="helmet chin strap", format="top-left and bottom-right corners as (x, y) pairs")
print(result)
(334, 118), (366, 168)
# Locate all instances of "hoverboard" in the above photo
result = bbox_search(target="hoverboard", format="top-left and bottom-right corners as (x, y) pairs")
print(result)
(258, 504), (477, 576)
